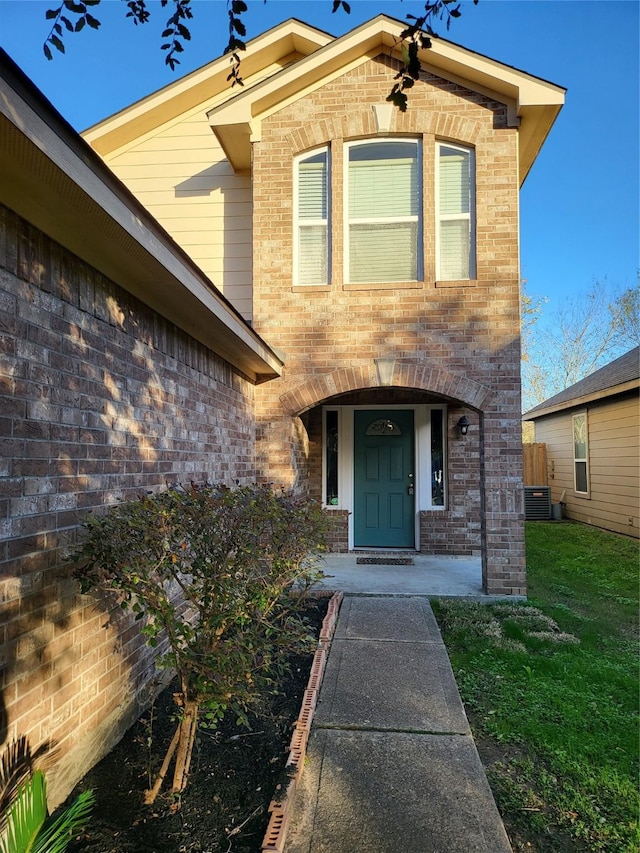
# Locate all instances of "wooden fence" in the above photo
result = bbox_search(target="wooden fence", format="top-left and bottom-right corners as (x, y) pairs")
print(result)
(523, 443), (548, 486)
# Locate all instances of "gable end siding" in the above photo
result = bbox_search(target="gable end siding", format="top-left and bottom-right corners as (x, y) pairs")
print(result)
(99, 112), (253, 320)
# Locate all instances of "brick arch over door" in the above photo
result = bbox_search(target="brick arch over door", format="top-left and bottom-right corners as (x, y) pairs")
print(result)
(279, 359), (494, 416)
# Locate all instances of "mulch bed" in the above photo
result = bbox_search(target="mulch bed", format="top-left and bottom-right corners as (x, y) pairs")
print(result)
(62, 599), (329, 853)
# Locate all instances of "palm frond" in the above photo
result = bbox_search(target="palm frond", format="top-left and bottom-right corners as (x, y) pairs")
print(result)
(32, 788), (95, 853)
(0, 769), (47, 853)
(0, 738), (52, 836)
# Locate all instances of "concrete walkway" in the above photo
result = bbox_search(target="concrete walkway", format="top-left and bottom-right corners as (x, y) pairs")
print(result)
(284, 596), (512, 853)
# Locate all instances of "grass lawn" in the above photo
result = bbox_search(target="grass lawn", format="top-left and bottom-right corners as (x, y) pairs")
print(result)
(432, 522), (639, 853)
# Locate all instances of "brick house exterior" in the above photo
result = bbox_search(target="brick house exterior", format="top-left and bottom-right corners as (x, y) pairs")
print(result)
(249, 54), (526, 593)
(180, 15), (562, 597)
(84, 17), (563, 597)
(0, 15), (563, 805)
(84, 14), (564, 596)
(0, 49), (281, 805)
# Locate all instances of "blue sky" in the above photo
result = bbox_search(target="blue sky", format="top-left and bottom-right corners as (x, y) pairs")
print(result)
(0, 0), (638, 312)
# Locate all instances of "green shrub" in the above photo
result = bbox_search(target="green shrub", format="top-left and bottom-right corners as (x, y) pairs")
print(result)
(73, 483), (329, 803)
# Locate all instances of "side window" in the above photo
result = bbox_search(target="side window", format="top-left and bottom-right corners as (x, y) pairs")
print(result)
(324, 409), (339, 506)
(573, 412), (589, 494)
(430, 408), (445, 506)
(294, 148), (330, 285)
(437, 142), (475, 280)
(345, 139), (421, 283)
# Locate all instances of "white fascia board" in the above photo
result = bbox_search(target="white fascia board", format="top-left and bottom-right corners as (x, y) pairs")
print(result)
(523, 380), (640, 421)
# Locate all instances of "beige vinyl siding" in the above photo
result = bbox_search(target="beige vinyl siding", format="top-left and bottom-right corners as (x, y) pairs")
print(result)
(102, 109), (253, 320)
(534, 393), (639, 538)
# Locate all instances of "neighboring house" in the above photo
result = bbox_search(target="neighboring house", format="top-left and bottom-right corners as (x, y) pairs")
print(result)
(0, 15), (564, 805)
(523, 347), (640, 538)
(0, 49), (281, 805)
(84, 14), (564, 596)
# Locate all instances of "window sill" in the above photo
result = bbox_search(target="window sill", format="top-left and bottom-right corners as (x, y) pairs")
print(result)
(435, 279), (478, 288)
(342, 280), (422, 291)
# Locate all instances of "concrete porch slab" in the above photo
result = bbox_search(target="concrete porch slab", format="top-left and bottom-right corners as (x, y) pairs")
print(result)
(313, 553), (484, 597)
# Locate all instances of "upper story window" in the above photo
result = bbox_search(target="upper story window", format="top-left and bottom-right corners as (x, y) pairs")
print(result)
(345, 140), (421, 283)
(294, 139), (475, 287)
(436, 142), (475, 280)
(295, 147), (330, 285)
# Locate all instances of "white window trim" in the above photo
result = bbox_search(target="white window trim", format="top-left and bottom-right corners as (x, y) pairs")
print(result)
(321, 404), (447, 549)
(435, 141), (476, 281)
(293, 146), (330, 286)
(572, 411), (590, 496)
(343, 138), (423, 284)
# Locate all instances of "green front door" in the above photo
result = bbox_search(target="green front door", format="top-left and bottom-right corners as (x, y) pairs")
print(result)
(354, 409), (415, 548)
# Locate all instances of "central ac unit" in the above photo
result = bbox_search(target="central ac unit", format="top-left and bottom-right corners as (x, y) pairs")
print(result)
(524, 486), (551, 521)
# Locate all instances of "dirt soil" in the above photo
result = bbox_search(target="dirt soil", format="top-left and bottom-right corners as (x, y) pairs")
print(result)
(63, 600), (328, 853)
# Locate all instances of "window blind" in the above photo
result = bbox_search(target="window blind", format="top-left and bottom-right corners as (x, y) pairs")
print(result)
(439, 220), (470, 280)
(438, 145), (473, 280)
(299, 158), (327, 220)
(349, 223), (418, 283)
(298, 225), (328, 285)
(296, 150), (329, 285)
(347, 141), (419, 283)
(439, 147), (470, 214)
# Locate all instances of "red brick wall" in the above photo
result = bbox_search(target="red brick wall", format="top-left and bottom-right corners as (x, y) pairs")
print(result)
(0, 205), (256, 805)
(252, 54), (526, 595)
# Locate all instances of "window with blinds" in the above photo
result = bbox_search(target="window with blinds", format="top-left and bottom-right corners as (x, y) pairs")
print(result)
(346, 140), (421, 283)
(295, 148), (329, 285)
(437, 143), (475, 280)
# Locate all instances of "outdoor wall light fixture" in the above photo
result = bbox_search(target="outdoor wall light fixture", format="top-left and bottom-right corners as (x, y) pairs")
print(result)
(457, 416), (470, 436)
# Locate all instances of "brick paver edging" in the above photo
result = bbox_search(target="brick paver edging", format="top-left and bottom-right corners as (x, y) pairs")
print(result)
(261, 590), (344, 852)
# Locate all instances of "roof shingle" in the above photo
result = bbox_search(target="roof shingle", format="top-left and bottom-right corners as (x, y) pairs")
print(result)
(523, 346), (639, 419)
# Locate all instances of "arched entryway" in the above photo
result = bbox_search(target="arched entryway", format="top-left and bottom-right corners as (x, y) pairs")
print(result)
(278, 359), (492, 557)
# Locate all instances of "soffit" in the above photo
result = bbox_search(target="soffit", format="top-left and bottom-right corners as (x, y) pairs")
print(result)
(207, 14), (565, 184)
(0, 52), (283, 382)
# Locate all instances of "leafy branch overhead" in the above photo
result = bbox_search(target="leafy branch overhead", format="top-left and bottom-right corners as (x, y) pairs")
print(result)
(43, 0), (101, 60)
(388, 0), (479, 111)
(44, 0), (193, 70)
(43, 0), (478, 102)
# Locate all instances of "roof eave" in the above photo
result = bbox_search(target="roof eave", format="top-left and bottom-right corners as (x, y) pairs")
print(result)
(207, 15), (565, 179)
(82, 19), (333, 156)
(523, 379), (640, 420)
(0, 49), (283, 383)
